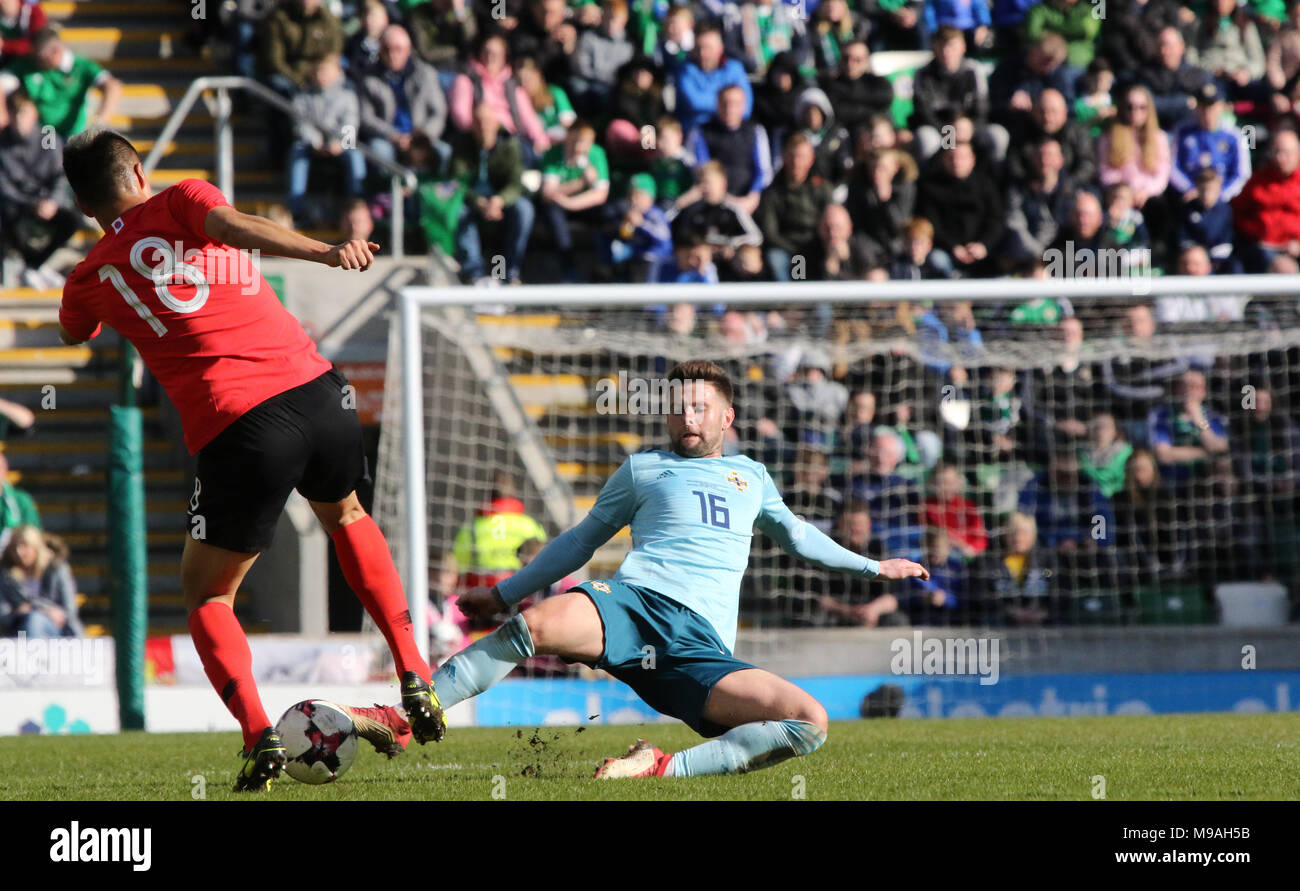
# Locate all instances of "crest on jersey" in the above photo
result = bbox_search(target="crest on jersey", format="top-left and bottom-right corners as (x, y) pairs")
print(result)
(111, 217), (124, 233)
(591, 581), (612, 594)
(726, 471), (748, 492)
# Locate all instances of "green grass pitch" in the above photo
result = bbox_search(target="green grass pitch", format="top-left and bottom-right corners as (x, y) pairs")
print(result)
(3, 713), (1298, 801)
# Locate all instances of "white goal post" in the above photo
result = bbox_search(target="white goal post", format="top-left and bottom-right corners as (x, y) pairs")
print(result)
(387, 275), (1300, 663)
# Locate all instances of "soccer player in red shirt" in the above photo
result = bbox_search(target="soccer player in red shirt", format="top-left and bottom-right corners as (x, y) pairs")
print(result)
(58, 129), (442, 791)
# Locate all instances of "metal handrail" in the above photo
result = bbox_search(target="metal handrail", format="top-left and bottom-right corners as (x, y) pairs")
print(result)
(140, 75), (417, 258)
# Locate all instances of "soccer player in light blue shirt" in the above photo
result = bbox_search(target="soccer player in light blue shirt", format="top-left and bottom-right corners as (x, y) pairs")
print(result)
(433, 360), (929, 779)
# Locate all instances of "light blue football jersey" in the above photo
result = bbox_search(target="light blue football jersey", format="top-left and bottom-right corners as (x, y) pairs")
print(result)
(586, 449), (799, 651)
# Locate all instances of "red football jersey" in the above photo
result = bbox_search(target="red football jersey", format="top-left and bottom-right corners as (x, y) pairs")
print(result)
(59, 178), (332, 454)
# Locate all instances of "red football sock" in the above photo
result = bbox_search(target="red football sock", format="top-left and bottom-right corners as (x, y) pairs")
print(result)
(188, 601), (270, 752)
(332, 515), (431, 682)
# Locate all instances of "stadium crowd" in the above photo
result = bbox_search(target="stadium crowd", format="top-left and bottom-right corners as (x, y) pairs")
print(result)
(193, 0), (1300, 286)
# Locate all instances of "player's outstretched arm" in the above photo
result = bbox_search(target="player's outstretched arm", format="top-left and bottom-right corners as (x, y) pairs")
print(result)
(758, 506), (929, 582)
(457, 513), (622, 621)
(203, 206), (381, 270)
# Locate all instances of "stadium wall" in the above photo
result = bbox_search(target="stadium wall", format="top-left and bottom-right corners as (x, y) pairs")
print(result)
(4, 627), (1298, 734)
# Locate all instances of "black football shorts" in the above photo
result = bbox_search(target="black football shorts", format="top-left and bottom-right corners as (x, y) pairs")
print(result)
(186, 367), (367, 553)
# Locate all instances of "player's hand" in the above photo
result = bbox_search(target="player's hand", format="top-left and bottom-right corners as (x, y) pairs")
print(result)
(876, 558), (930, 582)
(327, 239), (381, 270)
(458, 585), (507, 620)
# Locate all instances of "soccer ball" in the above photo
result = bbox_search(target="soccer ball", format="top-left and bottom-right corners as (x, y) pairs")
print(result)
(275, 699), (360, 785)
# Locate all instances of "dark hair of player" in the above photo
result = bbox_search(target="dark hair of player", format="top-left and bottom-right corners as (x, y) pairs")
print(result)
(62, 128), (141, 210)
(668, 360), (734, 406)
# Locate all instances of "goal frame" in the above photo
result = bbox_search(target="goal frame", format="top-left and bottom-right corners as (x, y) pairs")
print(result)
(394, 274), (1300, 661)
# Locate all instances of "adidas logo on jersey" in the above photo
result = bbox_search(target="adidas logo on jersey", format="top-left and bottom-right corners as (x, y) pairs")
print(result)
(656, 470), (676, 479)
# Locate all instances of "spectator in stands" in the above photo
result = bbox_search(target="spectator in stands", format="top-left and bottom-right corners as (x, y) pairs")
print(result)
(1265, 0), (1300, 111)
(1148, 368), (1230, 483)
(606, 57), (666, 156)
(449, 33), (550, 164)
(0, 0), (46, 66)
(1187, 0), (1266, 101)
(840, 389), (878, 475)
(669, 161), (763, 258)
(722, 0), (811, 75)
(1157, 244), (1249, 325)
(816, 39), (892, 137)
(1231, 386), (1300, 578)
(1024, 0), (1101, 69)
(818, 500), (902, 627)
(5, 27), (118, 138)
(1097, 0), (1190, 77)
(890, 216), (952, 280)
(1100, 303), (1190, 445)
(924, 0), (993, 52)
(785, 347), (851, 442)
(1138, 26), (1211, 129)
(1100, 182), (1151, 253)
(689, 83), (772, 217)
(786, 445), (843, 533)
(286, 55), (365, 225)
(653, 3), (694, 70)
(538, 120), (611, 281)
(1080, 412), (1134, 498)
(1169, 83), (1251, 208)
(814, 203), (880, 280)
(1049, 188), (1105, 258)
(862, 0), (923, 52)
(915, 141), (1002, 277)
(1098, 85), (1171, 213)
(0, 90), (77, 288)
(990, 0), (1036, 56)
(344, 0), (388, 75)
(648, 115), (696, 210)
(451, 474), (548, 594)
(922, 461), (988, 558)
(910, 28), (996, 161)
(1177, 168), (1236, 271)
(508, 0), (572, 85)
(515, 55), (575, 146)
(809, 0), (870, 73)
(605, 172), (673, 282)
(1074, 57), (1117, 136)
(971, 512), (1060, 626)
(669, 24), (752, 133)
(0, 451), (38, 552)
(846, 144), (916, 262)
(667, 234), (719, 284)
(752, 50), (805, 160)
(409, 0), (478, 81)
(359, 24), (448, 172)
(570, 0), (635, 115)
(793, 86), (853, 188)
(1231, 125), (1300, 272)
(988, 33), (1078, 125)
(1018, 316), (1096, 467)
(755, 132), (833, 282)
(1001, 135), (1076, 268)
(0, 525), (79, 638)
(905, 525), (968, 624)
(976, 364), (1022, 463)
(1112, 447), (1184, 587)
(850, 427), (922, 556)
(1005, 88), (1096, 187)
(260, 0), (343, 95)
(446, 102), (534, 285)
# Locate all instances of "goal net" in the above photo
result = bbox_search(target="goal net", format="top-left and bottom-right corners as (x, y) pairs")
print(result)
(369, 278), (1300, 722)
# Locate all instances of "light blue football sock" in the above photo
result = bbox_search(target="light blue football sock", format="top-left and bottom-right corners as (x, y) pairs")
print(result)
(664, 719), (826, 777)
(431, 614), (535, 709)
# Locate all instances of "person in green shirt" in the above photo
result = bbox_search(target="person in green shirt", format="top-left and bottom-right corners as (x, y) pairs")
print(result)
(1024, 0), (1102, 70)
(1080, 413), (1134, 498)
(7, 27), (120, 138)
(0, 450), (41, 552)
(516, 55), (575, 143)
(451, 476), (548, 595)
(538, 120), (610, 280)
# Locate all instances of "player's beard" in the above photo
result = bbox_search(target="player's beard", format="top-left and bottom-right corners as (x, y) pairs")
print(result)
(672, 429), (716, 458)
